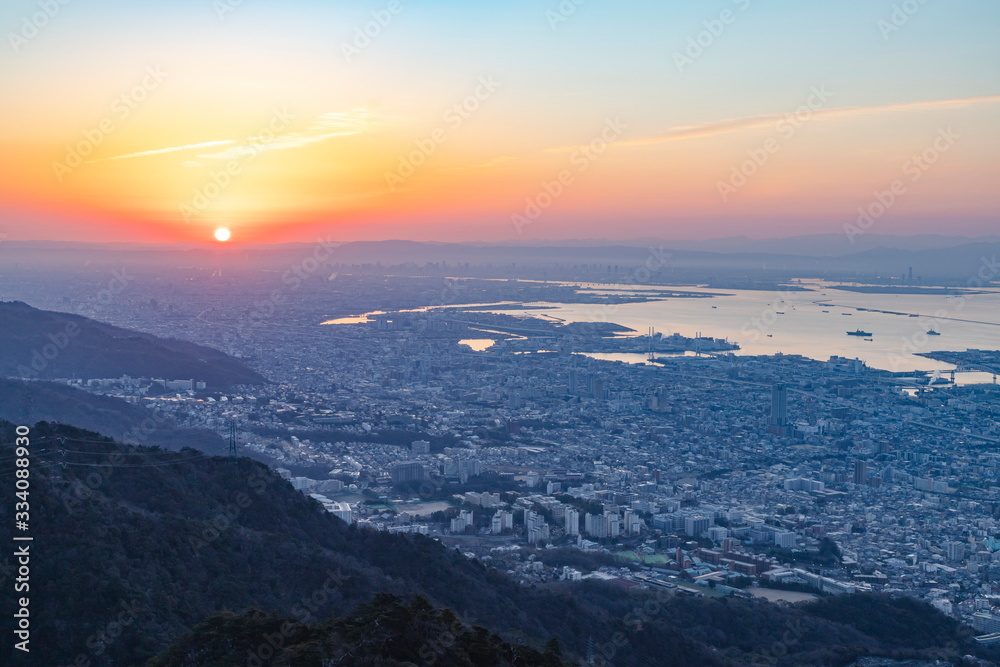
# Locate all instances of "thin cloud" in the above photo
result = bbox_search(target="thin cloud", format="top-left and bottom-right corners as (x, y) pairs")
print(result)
(199, 109), (370, 160)
(104, 109), (370, 163)
(617, 93), (1000, 148)
(104, 140), (236, 162)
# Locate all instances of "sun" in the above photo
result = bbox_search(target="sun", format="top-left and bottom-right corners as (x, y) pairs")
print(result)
(214, 227), (231, 242)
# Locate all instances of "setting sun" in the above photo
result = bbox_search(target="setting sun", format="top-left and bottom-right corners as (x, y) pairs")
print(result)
(214, 227), (231, 242)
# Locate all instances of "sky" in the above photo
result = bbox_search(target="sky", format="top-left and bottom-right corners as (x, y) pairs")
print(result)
(0, 0), (997, 244)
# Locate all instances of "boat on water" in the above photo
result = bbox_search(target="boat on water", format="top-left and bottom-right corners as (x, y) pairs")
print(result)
(927, 330), (941, 335)
(847, 329), (873, 337)
(863, 338), (873, 341)
(842, 313), (852, 316)
(822, 310), (829, 313)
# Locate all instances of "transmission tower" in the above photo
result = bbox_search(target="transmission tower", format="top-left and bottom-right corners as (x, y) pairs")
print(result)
(228, 418), (238, 457)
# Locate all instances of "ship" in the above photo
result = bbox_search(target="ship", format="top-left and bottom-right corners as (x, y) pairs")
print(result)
(927, 330), (941, 335)
(847, 329), (873, 337)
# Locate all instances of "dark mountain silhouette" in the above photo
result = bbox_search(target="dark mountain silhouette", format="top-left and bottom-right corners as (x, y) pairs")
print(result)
(0, 378), (228, 454)
(0, 300), (266, 388)
(1, 421), (992, 667)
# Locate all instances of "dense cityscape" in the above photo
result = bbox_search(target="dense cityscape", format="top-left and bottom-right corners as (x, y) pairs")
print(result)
(13, 266), (1000, 648)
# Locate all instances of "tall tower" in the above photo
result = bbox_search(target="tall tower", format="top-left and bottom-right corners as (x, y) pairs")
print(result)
(769, 384), (788, 435)
(853, 459), (867, 486)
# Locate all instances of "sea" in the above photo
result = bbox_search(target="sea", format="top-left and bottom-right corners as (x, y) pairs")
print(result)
(484, 280), (1000, 384)
(324, 279), (1000, 384)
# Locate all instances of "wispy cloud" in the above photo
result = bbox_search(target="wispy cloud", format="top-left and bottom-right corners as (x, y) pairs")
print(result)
(103, 109), (370, 164)
(198, 109), (369, 161)
(105, 140), (236, 162)
(617, 93), (1000, 148)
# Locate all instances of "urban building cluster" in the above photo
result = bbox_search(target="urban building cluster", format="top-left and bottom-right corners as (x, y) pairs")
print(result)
(20, 272), (1000, 636)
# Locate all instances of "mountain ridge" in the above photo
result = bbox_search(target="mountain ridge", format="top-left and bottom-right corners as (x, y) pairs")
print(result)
(0, 300), (267, 388)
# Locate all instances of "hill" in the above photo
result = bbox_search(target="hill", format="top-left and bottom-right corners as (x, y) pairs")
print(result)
(0, 300), (266, 388)
(0, 421), (993, 666)
(148, 595), (572, 667)
(0, 378), (228, 455)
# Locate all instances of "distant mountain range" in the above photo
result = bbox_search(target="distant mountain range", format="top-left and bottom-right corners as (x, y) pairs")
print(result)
(5, 233), (999, 256)
(0, 301), (266, 388)
(2, 234), (997, 281)
(620, 233), (1000, 257)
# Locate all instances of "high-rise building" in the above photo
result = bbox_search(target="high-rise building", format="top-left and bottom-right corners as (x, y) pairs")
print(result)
(973, 612), (1000, 634)
(853, 459), (868, 486)
(768, 384), (788, 435)
(391, 461), (428, 484)
(707, 526), (730, 543)
(945, 541), (966, 562)
(491, 510), (514, 534)
(525, 510), (550, 544)
(684, 515), (710, 537)
(565, 508), (580, 536)
(584, 512), (608, 538)
(774, 531), (796, 549)
(450, 509), (475, 533)
(568, 369), (580, 395)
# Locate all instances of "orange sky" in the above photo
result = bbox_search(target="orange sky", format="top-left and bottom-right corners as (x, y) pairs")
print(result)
(1, 1), (998, 243)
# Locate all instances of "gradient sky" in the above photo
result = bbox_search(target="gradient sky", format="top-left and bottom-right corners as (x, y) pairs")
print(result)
(0, 0), (997, 243)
